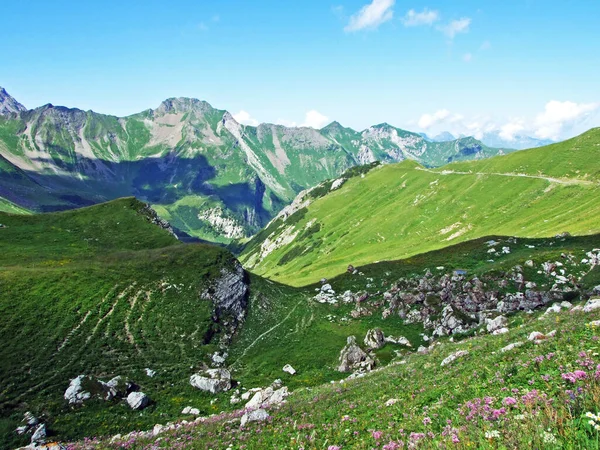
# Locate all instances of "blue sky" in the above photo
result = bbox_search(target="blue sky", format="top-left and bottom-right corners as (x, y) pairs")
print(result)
(1, 0), (599, 140)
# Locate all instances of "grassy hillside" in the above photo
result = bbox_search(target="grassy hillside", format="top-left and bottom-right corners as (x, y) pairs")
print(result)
(80, 297), (600, 449)
(240, 129), (600, 286)
(67, 232), (600, 449)
(0, 198), (244, 448)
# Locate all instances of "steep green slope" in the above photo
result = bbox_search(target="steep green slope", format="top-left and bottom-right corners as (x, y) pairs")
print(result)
(240, 129), (600, 286)
(0, 198), (247, 448)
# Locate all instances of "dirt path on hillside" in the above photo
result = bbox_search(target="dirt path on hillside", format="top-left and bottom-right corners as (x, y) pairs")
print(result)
(415, 167), (597, 186)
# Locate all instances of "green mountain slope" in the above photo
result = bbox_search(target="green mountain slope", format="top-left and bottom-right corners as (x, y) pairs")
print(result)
(240, 129), (600, 286)
(0, 88), (510, 243)
(0, 198), (249, 448)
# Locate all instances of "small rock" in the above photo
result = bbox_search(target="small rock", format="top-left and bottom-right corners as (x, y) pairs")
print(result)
(441, 350), (469, 367)
(500, 342), (524, 352)
(546, 329), (557, 338)
(145, 368), (156, 378)
(528, 331), (545, 341)
(583, 298), (600, 313)
(30, 423), (46, 444)
(153, 424), (165, 436)
(492, 327), (509, 335)
(241, 408), (269, 427)
(282, 364), (296, 375)
(338, 336), (376, 373)
(127, 392), (149, 410)
(560, 301), (573, 309)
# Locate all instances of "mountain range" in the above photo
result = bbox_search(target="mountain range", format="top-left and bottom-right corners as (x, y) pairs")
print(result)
(423, 129), (554, 150)
(0, 87), (514, 242)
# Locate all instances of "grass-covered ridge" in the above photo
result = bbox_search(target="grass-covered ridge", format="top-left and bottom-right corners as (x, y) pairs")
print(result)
(240, 129), (600, 286)
(0, 198), (243, 449)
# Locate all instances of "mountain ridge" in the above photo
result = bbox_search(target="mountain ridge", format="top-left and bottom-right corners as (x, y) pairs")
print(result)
(0, 86), (513, 243)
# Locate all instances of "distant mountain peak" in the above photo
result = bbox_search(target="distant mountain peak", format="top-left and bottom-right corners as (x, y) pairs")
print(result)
(0, 87), (27, 115)
(155, 97), (217, 116)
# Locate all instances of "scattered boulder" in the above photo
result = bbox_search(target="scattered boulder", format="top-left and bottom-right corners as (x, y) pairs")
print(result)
(245, 386), (289, 410)
(486, 315), (508, 333)
(492, 327), (509, 335)
(153, 424), (166, 436)
(385, 336), (412, 347)
(282, 364), (296, 375)
(190, 368), (232, 394)
(440, 350), (469, 367)
(583, 298), (600, 313)
(338, 336), (376, 373)
(544, 304), (562, 315)
(145, 368), (156, 378)
(500, 342), (524, 352)
(64, 375), (94, 405)
(127, 392), (149, 410)
(182, 406), (200, 415)
(241, 408), (269, 427)
(364, 328), (386, 349)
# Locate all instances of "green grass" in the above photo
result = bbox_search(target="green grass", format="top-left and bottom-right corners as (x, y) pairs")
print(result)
(71, 277), (600, 449)
(0, 198), (243, 449)
(241, 129), (600, 286)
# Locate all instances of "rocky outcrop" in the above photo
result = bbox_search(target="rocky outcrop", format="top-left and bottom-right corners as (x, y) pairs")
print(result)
(338, 336), (376, 373)
(486, 315), (508, 333)
(364, 328), (386, 349)
(139, 203), (177, 238)
(201, 261), (249, 324)
(190, 368), (232, 394)
(0, 87), (26, 115)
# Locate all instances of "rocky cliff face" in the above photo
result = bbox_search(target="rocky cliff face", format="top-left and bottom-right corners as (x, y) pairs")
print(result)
(0, 87), (26, 115)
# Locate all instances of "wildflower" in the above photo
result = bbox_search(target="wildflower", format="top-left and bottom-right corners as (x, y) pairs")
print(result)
(542, 431), (557, 444)
(485, 430), (500, 439)
(328, 446), (342, 450)
(372, 430), (383, 440)
(503, 397), (517, 406)
(423, 417), (432, 426)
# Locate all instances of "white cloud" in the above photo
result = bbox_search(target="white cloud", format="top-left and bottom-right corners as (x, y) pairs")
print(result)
(416, 100), (599, 142)
(463, 53), (473, 62)
(418, 109), (463, 129)
(498, 118), (526, 141)
(401, 8), (439, 26)
(302, 110), (330, 129)
(534, 100), (599, 140)
(345, 0), (395, 32)
(233, 110), (260, 126)
(438, 17), (471, 38)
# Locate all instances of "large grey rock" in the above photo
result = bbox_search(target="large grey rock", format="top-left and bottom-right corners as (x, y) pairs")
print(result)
(486, 315), (507, 332)
(245, 386), (289, 410)
(338, 336), (375, 373)
(127, 392), (149, 410)
(64, 375), (94, 405)
(241, 408), (270, 427)
(584, 298), (600, 313)
(190, 368), (232, 394)
(201, 262), (249, 323)
(364, 328), (386, 349)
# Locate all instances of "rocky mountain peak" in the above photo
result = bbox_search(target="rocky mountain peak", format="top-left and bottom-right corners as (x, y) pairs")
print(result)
(155, 97), (216, 116)
(0, 87), (27, 115)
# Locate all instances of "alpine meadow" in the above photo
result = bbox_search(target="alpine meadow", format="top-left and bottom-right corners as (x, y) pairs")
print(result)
(2, 1), (600, 449)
